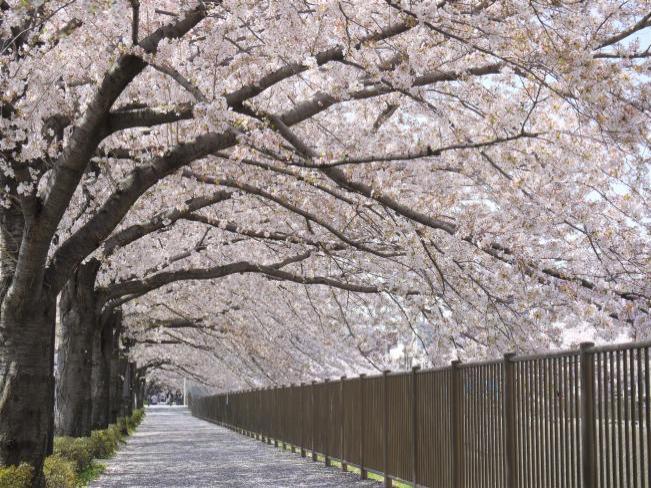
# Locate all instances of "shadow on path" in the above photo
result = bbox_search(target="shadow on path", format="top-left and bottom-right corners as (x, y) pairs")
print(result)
(91, 406), (379, 487)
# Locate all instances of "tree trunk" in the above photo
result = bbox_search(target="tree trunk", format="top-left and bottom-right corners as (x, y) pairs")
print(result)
(108, 313), (125, 425)
(129, 362), (137, 413)
(109, 355), (125, 423)
(0, 298), (56, 487)
(121, 361), (133, 418)
(0, 202), (56, 487)
(55, 260), (101, 437)
(135, 377), (145, 409)
(91, 310), (118, 429)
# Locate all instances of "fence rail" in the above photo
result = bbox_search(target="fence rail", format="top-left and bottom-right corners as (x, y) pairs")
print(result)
(190, 341), (651, 488)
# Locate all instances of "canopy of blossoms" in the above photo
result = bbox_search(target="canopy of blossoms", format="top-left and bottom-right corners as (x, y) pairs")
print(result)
(2, 0), (650, 394)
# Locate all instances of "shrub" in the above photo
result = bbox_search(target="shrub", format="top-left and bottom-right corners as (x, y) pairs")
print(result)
(75, 462), (105, 486)
(131, 409), (145, 426)
(125, 409), (145, 432)
(125, 416), (135, 432)
(105, 423), (124, 445)
(89, 429), (118, 459)
(43, 456), (77, 488)
(0, 464), (33, 488)
(52, 437), (94, 472)
(116, 417), (129, 436)
(1, 413), (145, 488)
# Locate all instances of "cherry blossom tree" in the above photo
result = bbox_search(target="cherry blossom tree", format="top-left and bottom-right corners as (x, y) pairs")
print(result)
(1, 0), (650, 484)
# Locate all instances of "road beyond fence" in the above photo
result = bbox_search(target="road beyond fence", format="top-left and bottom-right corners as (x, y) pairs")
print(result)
(190, 340), (651, 488)
(90, 406), (379, 487)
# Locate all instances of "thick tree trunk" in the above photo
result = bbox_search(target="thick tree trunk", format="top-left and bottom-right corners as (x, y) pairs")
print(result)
(0, 298), (56, 487)
(129, 362), (137, 414)
(107, 311), (125, 424)
(135, 377), (145, 409)
(55, 260), (101, 437)
(0, 202), (56, 487)
(121, 361), (133, 417)
(109, 355), (125, 423)
(91, 310), (117, 429)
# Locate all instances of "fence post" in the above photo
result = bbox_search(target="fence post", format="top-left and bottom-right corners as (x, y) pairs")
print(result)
(284, 385), (289, 450)
(253, 389), (257, 440)
(289, 384), (294, 452)
(261, 388), (265, 443)
(311, 380), (318, 461)
(267, 387), (273, 445)
(341, 375), (347, 472)
(324, 378), (331, 467)
(450, 360), (462, 488)
(278, 387), (284, 449)
(503, 353), (516, 488)
(274, 386), (279, 448)
(412, 366), (420, 487)
(258, 389), (263, 442)
(289, 384), (295, 452)
(383, 370), (392, 488)
(258, 388), (262, 442)
(300, 383), (306, 457)
(359, 374), (367, 480)
(580, 342), (596, 488)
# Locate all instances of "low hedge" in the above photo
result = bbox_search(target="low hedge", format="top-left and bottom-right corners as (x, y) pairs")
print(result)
(52, 437), (94, 473)
(132, 409), (145, 424)
(0, 409), (145, 487)
(0, 463), (32, 488)
(89, 428), (119, 459)
(43, 456), (77, 488)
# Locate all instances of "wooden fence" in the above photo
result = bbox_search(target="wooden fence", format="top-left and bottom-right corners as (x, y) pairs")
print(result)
(189, 341), (651, 488)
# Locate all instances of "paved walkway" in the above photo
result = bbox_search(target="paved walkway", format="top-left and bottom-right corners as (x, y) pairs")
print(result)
(91, 406), (379, 487)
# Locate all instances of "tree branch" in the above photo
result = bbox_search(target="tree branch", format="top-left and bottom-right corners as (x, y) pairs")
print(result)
(182, 213), (345, 250)
(12, 6), (208, 300)
(98, 252), (388, 304)
(102, 190), (232, 256)
(45, 130), (237, 293)
(130, 0), (140, 45)
(182, 170), (402, 258)
(106, 103), (195, 134)
(44, 43), (495, 296)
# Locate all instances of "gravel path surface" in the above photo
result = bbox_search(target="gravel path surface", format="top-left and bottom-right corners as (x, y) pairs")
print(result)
(91, 405), (379, 487)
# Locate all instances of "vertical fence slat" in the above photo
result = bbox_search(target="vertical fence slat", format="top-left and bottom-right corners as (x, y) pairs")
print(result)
(340, 376), (347, 472)
(360, 373), (367, 480)
(580, 342), (596, 488)
(608, 350), (617, 488)
(450, 360), (462, 488)
(645, 347), (650, 488)
(300, 382), (306, 457)
(412, 366), (419, 487)
(637, 347), (644, 488)
(383, 370), (390, 488)
(504, 353), (516, 488)
(311, 380), (317, 461)
(616, 350), (624, 488)
(324, 379), (330, 467)
(630, 349), (638, 488)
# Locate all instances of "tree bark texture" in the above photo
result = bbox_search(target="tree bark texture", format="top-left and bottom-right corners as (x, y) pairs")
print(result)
(108, 317), (125, 424)
(0, 202), (55, 487)
(0, 298), (56, 487)
(121, 361), (133, 418)
(55, 260), (101, 437)
(91, 309), (119, 429)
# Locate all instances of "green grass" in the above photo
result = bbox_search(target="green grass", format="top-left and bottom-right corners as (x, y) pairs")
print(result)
(76, 462), (106, 486)
(270, 438), (411, 487)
